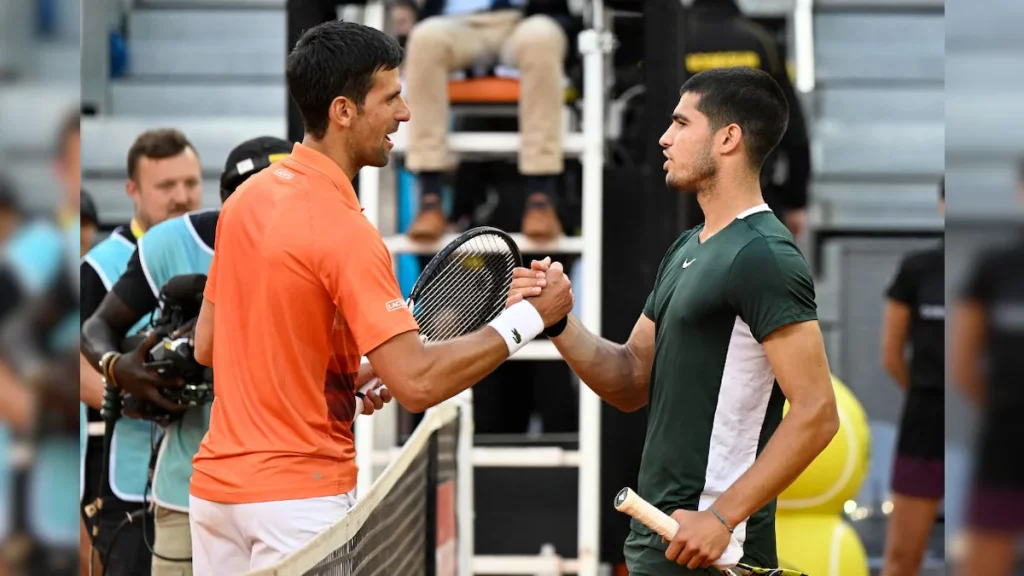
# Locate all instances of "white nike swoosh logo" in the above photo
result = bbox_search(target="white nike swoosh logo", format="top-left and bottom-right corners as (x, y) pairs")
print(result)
(683, 259), (696, 268)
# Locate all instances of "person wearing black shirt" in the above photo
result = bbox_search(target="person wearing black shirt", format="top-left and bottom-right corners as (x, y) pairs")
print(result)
(879, 179), (945, 576)
(951, 169), (1024, 576)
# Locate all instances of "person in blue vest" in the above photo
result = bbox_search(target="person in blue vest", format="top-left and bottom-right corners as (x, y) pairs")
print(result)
(0, 109), (84, 573)
(79, 128), (203, 576)
(81, 136), (294, 576)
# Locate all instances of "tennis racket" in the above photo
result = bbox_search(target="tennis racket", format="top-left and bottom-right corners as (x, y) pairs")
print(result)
(614, 488), (807, 576)
(353, 226), (523, 416)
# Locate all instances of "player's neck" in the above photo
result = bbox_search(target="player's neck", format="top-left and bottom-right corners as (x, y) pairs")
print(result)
(696, 173), (765, 236)
(302, 135), (359, 181)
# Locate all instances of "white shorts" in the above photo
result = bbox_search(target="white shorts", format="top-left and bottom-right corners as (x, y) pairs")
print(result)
(189, 490), (356, 575)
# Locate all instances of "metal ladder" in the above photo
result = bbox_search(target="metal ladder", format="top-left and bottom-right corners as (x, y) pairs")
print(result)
(353, 2), (613, 574)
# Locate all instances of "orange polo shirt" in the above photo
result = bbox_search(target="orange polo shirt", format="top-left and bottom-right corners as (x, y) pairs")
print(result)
(190, 143), (419, 504)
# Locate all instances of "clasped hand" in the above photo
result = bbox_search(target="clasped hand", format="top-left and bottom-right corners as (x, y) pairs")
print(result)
(505, 257), (574, 327)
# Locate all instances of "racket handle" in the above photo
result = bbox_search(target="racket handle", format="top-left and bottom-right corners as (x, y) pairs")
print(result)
(614, 487), (679, 540)
(353, 378), (387, 419)
(614, 487), (746, 571)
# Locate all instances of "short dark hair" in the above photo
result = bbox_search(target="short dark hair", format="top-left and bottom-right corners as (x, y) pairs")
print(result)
(126, 129), (197, 180)
(679, 67), (789, 169)
(286, 20), (404, 140)
(55, 108), (79, 159)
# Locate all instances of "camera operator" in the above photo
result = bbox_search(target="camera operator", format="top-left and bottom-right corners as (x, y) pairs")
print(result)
(80, 128), (203, 576)
(82, 136), (310, 576)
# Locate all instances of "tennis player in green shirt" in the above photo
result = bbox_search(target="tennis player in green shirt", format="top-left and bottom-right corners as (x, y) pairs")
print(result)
(509, 67), (839, 574)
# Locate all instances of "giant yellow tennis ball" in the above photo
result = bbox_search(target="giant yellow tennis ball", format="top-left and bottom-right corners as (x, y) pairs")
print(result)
(777, 375), (870, 515)
(776, 514), (869, 576)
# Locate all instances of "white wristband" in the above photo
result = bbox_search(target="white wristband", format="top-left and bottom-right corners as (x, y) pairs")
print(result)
(488, 300), (545, 356)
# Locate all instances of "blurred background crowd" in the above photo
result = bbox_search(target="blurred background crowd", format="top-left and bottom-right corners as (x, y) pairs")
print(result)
(0, 0), (1021, 574)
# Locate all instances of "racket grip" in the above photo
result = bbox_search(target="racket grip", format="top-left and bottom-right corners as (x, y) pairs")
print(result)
(614, 488), (679, 540)
(353, 377), (386, 419)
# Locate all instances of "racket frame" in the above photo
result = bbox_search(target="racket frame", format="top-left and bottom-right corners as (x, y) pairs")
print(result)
(354, 226), (523, 418)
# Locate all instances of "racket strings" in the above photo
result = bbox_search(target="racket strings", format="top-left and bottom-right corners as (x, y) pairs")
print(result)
(413, 235), (517, 342)
(427, 253), (513, 338)
(415, 250), (485, 337)
(418, 253), (511, 339)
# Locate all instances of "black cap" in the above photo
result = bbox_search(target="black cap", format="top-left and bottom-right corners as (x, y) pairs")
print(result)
(81, 189), (98, 226)
(220, 136), (294, 203)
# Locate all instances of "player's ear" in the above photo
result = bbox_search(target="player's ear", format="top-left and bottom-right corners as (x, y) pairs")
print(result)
(330, 96), (355, 129)
(718, 123), (743, 156)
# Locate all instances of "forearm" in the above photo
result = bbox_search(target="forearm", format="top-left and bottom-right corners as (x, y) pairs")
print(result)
(884, 357), (910, 390)
(551, 315), (646, 411)
(713, 399), (839, 528)
(399, 328), (511, 412)
(81, 316), (125, 369)
(80, 352), (105, 410)
(954, 360), (986, 405)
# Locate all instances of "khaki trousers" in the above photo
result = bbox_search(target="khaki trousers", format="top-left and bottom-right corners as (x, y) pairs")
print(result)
(152, 505), (193, 576)
(404, 10), (567, 175)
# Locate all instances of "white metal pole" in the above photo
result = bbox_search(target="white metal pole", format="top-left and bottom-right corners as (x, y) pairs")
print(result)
(793, 0), (816, 93)
(577, 21), (606, 576)
(360, 168), (382, 228)
(457, 389), (475, 576)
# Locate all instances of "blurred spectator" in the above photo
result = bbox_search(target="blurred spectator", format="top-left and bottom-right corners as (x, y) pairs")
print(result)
(878, 178), (944, 575)
(951, 162), (1024, 576)
(389, 0), (419, 46)
(679, 0), (811, 238)
(403, 0), (574, 243)
(54, 109), (80, 220)
(0, 108), (82, 575)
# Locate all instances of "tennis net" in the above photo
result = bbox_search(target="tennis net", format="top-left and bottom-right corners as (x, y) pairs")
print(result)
(247, 395), (471, 576)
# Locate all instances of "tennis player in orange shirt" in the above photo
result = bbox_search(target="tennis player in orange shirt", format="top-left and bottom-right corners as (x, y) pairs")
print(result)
(185, 21), (573, 573)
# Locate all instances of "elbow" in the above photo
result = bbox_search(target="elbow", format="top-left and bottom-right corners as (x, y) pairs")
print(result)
(817, 395), (841, 447)
(613, 390), (648, 413)
(390, 376), (433, 414)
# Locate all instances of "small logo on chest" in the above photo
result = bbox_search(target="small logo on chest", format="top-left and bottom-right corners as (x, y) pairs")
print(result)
(682, 258), (696, 269)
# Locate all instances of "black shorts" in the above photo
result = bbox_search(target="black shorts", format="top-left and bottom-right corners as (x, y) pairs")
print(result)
(892, 388), (944, 499)
(968, 404), (1024, 532)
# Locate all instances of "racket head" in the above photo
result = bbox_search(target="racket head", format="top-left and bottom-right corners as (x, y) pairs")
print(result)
(406, 227), (523, 342)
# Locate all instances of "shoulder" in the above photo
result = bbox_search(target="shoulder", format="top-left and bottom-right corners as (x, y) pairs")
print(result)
(86, 227), (136, 258)
(978, 240), (1024, 268)
(897, 245), (942, 274)
(734, 214), (806, 264)
(727, 221), (812, 289)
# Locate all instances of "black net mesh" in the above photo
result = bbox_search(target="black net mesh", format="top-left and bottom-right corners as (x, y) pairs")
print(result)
(266, 411), (462, 576)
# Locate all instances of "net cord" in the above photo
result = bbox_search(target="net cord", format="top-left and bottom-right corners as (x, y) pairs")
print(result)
(245, 399), (463, 576)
